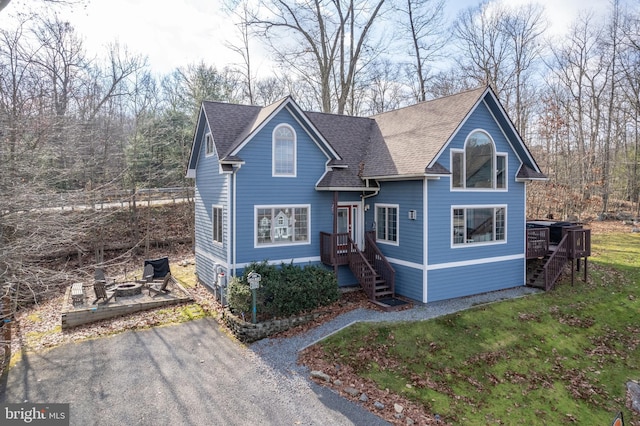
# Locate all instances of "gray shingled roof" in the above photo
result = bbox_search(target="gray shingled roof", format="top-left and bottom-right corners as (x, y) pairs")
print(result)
(363, 87), (486, 177)
(305, 111), (374, 189)
(516, 164), (547, 180)
(196, 87), (545, 187)
(201, 100), (262, 159)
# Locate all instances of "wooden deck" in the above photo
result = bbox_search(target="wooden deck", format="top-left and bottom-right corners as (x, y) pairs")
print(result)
(526, 224), (591, 291)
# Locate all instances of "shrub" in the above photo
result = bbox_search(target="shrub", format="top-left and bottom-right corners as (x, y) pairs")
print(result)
(227, 261), (340, 319)
(226, 276), (251, 314)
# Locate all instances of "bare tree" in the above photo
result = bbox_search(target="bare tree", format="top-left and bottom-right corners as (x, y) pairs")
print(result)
(453, 2), (510, 94)
(395, 0), (447, 102)
(250, 0), (388, 114)
(499, 3), (546, 135)
(224, 0), (258, 104)
(0, 0), (83, 14)
(362, 58), (409, 114)
(452, 1), (546, 136)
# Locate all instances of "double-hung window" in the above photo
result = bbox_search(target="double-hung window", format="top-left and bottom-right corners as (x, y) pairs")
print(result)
(256, 205), (309, 246)
(273, 125), (296, 176)
(375, 204), (398, 244)
(453, 206), (506, 246)
(212, 206), (223, 245)
(452, 130), (507, 190)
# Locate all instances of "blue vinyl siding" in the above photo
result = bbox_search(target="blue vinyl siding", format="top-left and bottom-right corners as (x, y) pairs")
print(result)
(365, 180), (424, 264)
(191, 93), (536, 302)
(193, 121), (229, 287)
(336, 265), (358, 287)
(232, 108), (333, 269)
(428, 101), (526, 266)
(364, 180), (424, 300)
(392, 264), (424, 302)
(427, 258), (524, 302)
(421, 101), (527, 302)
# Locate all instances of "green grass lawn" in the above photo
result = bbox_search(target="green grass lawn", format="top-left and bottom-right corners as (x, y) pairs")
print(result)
(318, 230), (640, 424)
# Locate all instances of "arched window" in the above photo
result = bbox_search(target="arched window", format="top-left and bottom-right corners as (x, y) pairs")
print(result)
(452, 130), (506, 190)
(465, 131), (494, 188)
(273, 124), (296, 176)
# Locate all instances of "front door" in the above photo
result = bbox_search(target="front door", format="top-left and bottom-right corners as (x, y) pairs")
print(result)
(337, 204), (360, 248)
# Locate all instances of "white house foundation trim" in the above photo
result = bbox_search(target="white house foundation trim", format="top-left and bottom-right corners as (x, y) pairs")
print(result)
(385, 257), (424, 270)
(426, 253), (525, 271)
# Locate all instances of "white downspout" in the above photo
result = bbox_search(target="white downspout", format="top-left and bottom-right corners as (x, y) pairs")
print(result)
(423, 177), (428, 304)
(232, 165), (241, 277)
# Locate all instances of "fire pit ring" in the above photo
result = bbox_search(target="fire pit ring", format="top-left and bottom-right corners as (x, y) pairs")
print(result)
(115, 283), (143, 297)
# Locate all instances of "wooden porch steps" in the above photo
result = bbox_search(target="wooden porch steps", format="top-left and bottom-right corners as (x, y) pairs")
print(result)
(374, 277), (393, 299)
(527, 255), (549, 289)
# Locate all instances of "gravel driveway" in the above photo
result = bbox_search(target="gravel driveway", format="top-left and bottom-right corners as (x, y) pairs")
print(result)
(0, 318), (388, 425)
(0, 286), (538, 425)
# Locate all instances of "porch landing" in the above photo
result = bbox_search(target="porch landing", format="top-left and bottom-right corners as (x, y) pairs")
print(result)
(61, 277), (193, 329)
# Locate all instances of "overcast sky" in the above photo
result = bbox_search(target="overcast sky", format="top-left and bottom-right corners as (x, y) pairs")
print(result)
(4, 0), (612, 76)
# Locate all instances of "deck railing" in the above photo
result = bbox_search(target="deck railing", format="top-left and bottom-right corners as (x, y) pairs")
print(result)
(320, 232), (350, 266)
(565, 227), (591, 258)
(543, 234), (570, 291)
(526, 228), (549, 259)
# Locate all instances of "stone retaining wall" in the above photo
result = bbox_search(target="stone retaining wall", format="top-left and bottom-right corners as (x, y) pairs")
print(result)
(222, 308), (326, 342)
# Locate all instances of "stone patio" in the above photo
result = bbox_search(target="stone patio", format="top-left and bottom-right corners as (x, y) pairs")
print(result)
(61, 277), (193, 329)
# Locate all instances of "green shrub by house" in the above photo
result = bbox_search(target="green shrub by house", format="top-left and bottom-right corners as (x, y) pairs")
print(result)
(227, 261), (339, 319)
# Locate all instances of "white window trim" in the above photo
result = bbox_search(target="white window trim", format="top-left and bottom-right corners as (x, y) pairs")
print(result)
(272, 124), (297, 177)
(451, 148), (464, 189)
(375, 203), (399, 246)
(450, 129), (508, 192)
(450, 205), (507, 249)
(254, 204), (311, 248)
(212, 205), (223, 246)
(205, 133), (214, 157)
(496, 151), (508, 190)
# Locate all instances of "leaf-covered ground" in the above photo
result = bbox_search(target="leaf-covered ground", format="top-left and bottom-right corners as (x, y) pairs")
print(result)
(299, 221), (640, 425)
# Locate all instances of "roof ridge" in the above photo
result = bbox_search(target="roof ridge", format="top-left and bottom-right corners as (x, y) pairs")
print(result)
(369, 85), (486, 118)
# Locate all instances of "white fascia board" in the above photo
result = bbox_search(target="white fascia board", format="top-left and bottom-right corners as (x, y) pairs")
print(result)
(484, 89), (543, 174)
(285, 105), (341, 161)
(229, 100), (290, 157)
(428, 88), (488, 169)
(187, 105), (207, 173)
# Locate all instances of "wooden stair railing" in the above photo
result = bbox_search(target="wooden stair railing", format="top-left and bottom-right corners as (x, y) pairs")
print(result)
(543, 233), (570, 291)
(346, 237), (378, 300)
(364, 231), (395, 299)
(320, 231), (396, 301)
